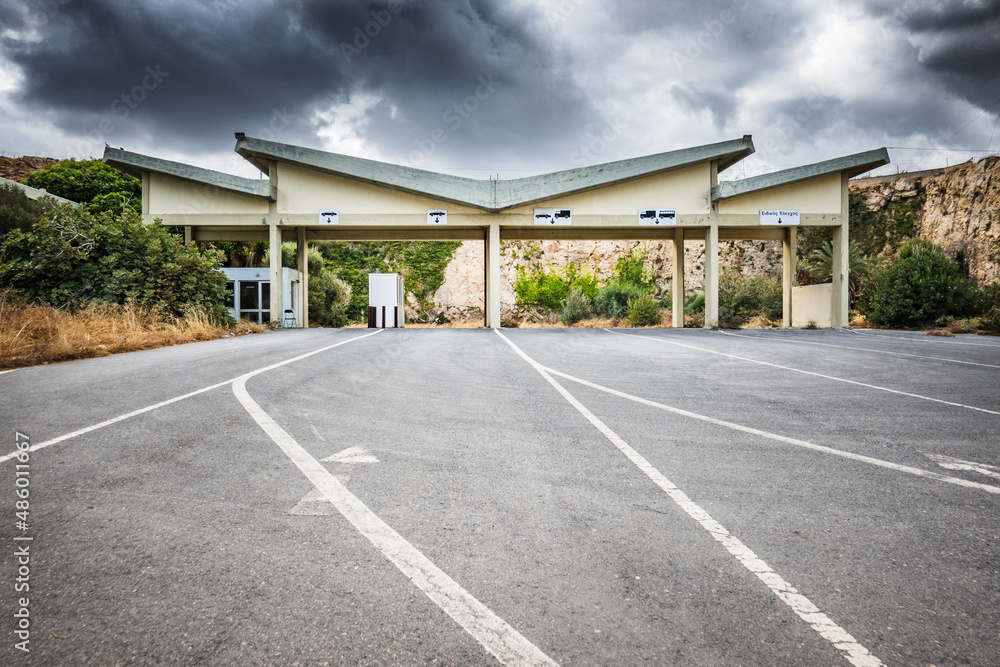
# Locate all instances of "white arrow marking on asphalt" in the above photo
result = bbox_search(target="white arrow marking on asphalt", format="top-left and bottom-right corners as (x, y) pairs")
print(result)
(321, 446), (380, 464)
(289, 487), (342, 516)
(924, 453), (1000, 480)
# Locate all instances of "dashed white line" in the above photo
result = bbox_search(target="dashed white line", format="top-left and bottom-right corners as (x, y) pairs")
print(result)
(0, 331), (384, 465)
(234, 370), (557, 667)
(717, 330), (1000, 370)
(497, 330), (885, 667)
(606, 329), (1000, 416)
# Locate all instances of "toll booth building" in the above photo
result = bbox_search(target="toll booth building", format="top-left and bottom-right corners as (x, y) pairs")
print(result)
(103, 134), (889, 328)
(220, 267), (303, 325)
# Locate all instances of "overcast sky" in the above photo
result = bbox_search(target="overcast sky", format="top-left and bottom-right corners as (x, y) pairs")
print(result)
(1, 0), (998, 180)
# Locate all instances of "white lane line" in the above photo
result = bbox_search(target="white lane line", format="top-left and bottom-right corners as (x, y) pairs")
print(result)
(716, 330), (1000, 369)
(537, 364), (1000, 497)
(846, 329), (1000, 348)
(233, 376), (557, 667)
(924, 453), (1000, 481)
(496, 330), (884, 667)
(0, 331), (384, 465)
(606, 329), (1000, 416)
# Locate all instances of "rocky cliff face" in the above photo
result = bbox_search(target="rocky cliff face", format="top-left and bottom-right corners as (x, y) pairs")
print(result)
(854, 156), (999, 284)
(432, 156), (999, 320)
(0, 156), (58, 182)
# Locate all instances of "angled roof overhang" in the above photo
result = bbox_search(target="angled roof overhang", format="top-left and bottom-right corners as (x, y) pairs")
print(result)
(235, 134), (756, 212)
(103, 147), (274, 200)
(1, 176), (81, 208)
(711, 148), (890, 202)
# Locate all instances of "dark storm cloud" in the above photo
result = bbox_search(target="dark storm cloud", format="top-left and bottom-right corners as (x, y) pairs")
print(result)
(0, 0), (597, 164)
(867, 0), (1000, 109)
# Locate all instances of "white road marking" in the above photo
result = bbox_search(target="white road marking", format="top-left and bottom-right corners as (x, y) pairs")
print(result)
(606, 329), (1000, 416)
(847, 329), (1000, 348)
(233, 374), (557, 667)
(289, 487), (344, 516)
(717, 330), (1000, 370)
(924, 453), (1000, 481)
(0, 331), (384, 465)
(539, 363), (1000, 496)
(496, 330), (884, 667)
(321, 446), (380, 464)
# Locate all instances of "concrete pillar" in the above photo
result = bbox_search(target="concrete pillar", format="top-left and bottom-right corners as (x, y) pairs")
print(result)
(704, 225), (719, 328)
(831, 224), (850, 328)
(672, 232), (685, 328)
(485, 222), (501, 328)
(269, 221), (282, 324)
(782, 227), (797, 328)
(184, 226), (192, 244)
(296, 227), (308, 328)
(831, 173), (851, 328)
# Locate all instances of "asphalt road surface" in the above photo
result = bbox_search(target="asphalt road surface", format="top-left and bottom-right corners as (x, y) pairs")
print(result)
(2, 327), (998, 666)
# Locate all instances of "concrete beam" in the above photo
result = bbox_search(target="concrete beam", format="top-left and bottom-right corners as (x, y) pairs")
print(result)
(235, 135), (755, 212)
(712, 148), (890, 202)
(103, 147), (274, 200)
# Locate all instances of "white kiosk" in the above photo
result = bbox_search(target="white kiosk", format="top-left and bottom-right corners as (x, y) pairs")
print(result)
(368, 273), (405, 328)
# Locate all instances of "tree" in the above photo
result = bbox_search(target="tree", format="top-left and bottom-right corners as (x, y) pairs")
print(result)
(0, 183), (49, 240)
(23, 160), (141, 215)
(0, 205), (229, 322)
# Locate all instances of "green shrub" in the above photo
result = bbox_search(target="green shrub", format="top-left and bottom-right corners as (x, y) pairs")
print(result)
(684, 292), (705, 315)
(514, 262), (597, 311)
(627, 293), (661, 326)
(801, 240), (873, 298)
(594, 280), (647, 318)
(718, 274), (783, 323)
(23, 159), (141, 212)
(973, 282), (1000, 332)
(561, 286), (593, 325)
(0, 183), (48, 239)
(856, 238), (975, 327)
(308, 272), (352, 327)
(613, 247), (656, 291)
(0, 206), (229, 322)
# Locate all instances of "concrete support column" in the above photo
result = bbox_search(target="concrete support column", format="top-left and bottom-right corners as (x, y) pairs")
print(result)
(485, 222), (501, 328)
(296, 227), (308, 328)
(671, 232), (685, 328)
(782, 227), (797, 328)
(184, 226), (192, 244)
(831, 224), (850, 328)
(831, 172), (851, 328)
(704, 225), (719, 328)
(269, 221), (282, 324)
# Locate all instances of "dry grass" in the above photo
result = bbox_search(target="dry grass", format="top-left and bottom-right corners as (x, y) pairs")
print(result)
(0, 295), (268, 369)
(744, 316), (778, 329)
(925, 329), (956, 337)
